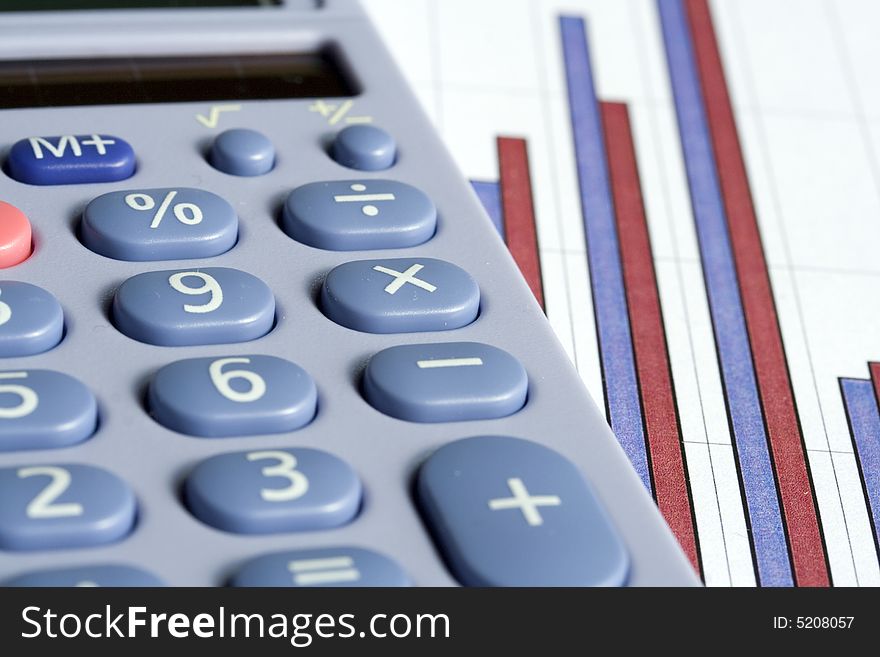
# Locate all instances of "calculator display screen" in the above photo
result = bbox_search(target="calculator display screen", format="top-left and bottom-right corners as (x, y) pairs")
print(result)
(0, 52), (353, 109)
(0, 1), (280, 10)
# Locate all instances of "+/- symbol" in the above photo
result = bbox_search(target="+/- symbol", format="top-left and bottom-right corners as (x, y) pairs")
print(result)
(124, 191), (204, 229)
(309, 99), (372, 125)
(334, 183), (396, 217)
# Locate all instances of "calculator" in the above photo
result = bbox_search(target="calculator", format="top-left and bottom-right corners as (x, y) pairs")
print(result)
(0, 0), (698, 587)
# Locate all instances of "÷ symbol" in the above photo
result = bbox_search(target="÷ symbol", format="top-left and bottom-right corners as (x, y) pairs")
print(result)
(334, 183), (396, 217)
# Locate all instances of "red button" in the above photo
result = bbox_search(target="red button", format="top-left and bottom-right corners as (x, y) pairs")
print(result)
(0, 201), (32, 268)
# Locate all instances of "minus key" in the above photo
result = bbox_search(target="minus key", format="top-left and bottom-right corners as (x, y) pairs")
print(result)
(362, 342), (528, 423)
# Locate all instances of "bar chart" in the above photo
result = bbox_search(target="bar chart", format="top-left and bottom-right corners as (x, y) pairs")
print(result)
(366, 0), (880, 586)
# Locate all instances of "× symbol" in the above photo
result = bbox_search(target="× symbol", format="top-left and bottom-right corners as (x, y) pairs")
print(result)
(372, 263), (437, 295)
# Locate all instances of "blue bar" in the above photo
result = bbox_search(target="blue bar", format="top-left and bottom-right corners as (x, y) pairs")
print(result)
(840, 378), (880, 549)
(559, 16), (651, 492)
(656, 0), (791, 586)
(470, 180), (505, 238)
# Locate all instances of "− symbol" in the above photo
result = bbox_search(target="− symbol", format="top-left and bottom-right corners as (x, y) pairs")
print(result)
(287, 556), (361, 586)
(416, 357), (484, 369)
(124, 191), (204, 229)
(487, 478), (561, 527)
(372, 263), (437, 295)
(334, 183), (396, 217)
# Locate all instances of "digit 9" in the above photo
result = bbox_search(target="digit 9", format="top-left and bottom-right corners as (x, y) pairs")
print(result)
(169, 271), (224, 314)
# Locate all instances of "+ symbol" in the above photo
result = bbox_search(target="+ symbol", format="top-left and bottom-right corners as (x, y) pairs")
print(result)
(487, 478), (561, 526)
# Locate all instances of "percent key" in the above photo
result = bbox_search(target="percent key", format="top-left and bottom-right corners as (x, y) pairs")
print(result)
(81, 187), (238, 261)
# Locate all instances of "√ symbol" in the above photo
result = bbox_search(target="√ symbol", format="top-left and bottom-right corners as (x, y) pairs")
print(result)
(124, 191), (204, 229)
(334, 183), (396, 217)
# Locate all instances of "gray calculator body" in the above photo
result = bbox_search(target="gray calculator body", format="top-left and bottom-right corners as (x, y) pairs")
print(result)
(0, 0), (698, 586)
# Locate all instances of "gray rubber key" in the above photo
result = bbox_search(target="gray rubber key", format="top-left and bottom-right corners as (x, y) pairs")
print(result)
(113, 267), (275, 346)
(363, 342), (527, 422)
(321, 257), (479, 333)
(283, 179), (436, 250)
(231, 547), (411, 587)
(418, 436), (630, 587)
(331, 125), (396, 171)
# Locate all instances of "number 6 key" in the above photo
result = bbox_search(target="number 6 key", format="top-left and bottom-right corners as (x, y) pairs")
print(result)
(149, 355), (317, 437)
(113, 267), (275, 346)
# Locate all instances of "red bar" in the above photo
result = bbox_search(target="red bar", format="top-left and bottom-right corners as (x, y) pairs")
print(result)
(868, 363), (880, 411)
(497, 137), (544, 309)
(602, 101), (701, 574)
(685, 0), (829, 586)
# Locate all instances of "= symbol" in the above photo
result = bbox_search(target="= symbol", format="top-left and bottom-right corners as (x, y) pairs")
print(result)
(334, 183), (396, 217)
(287, 556), (361, 586)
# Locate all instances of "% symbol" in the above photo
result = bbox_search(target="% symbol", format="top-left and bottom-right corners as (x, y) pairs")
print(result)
(124, 191), (203, 229)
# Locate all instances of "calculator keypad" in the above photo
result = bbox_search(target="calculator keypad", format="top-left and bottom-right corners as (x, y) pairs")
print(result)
(417, 436), (630, 587)
(321, 257), (480, 333)
(0, 464), (136, 551)
(82, 188), (238, 261)
(5, 564), (164, 587)
(283, 180), (436, 251)
(0, 370), (97, 452)
(363, 342), (528, 423)
(149, 355), (317, 437)
(185, 448), (361, 535)
(113, 267), (275, 346)
(7, 134), (135, 185)
(231, 547), (411, 587)
(0, 202), (32, 269)
(0, 282), (64, 357)
(0, 96), (635, 588)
